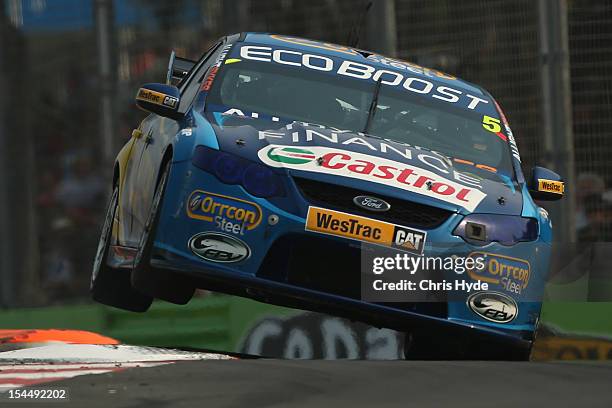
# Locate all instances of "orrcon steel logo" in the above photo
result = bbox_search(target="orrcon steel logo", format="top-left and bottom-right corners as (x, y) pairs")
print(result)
(267, 147), (316, 165)
(259, 145), (487, 212)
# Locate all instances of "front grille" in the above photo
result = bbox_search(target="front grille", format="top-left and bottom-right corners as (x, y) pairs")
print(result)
(294, 177), (453, 229)
(257, 234), (447, 319)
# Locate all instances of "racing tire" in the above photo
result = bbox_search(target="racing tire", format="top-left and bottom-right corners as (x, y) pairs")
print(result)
(131, 160), (195, 305)
(91, 186), (153, 312)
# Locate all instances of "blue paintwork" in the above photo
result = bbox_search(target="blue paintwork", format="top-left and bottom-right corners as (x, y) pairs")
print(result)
(127, 33), (557, 345)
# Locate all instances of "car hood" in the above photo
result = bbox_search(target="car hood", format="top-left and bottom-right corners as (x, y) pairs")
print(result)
(205, 113), (522, 215)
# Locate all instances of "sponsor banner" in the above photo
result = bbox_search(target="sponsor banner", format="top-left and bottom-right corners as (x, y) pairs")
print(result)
(240, 312), (404, 359)
(259, 145), (486, 211)
(467, 252), (530, 295)
(136, 88), (178, 108)
(305, 206), (426, 254)
(467, 291), (518, 324)
(538, 179), (564, 195)
(532, 335), (612, 361)
(186, 190), (262, 235)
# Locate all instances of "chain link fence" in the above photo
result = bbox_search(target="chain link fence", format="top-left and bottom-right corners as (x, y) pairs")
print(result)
(1, 0), (611, 306)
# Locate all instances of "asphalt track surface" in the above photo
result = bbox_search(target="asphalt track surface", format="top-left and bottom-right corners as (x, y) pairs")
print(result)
(41, 359), (612, 407)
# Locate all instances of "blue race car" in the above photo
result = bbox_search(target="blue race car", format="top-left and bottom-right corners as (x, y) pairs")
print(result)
(91, 33), (564, 359)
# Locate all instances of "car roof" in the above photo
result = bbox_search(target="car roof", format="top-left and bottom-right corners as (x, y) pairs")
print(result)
(240, 32), (485, 96)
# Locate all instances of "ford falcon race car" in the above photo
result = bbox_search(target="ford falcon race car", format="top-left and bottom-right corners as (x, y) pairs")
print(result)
(91, 33), (564, 359)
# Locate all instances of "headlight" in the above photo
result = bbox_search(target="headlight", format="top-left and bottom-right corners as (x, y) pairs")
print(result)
(453, 214), (538, 246)
(192, 146), (285, 198)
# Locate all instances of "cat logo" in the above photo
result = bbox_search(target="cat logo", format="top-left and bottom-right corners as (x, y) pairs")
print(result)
(305, 207), (426, 255)
(392, 227), (426, 254)
(162, 95), (178, 108)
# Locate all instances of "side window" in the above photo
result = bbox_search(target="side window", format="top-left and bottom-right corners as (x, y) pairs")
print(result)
(177, 41), (224, 112)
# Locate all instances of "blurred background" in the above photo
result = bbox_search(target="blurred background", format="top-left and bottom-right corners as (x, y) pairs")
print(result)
(0, 0), (611, 359)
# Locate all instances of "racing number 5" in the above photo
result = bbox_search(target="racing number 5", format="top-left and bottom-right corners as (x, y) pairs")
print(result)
(482, 116), (502, 133)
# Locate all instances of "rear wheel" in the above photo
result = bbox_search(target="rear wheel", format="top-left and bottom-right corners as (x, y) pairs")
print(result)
(131, 160), (195, 305)
(91, 186), (153, 312)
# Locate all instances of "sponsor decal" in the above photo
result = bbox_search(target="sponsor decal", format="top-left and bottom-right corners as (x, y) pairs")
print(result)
(353, 195), (391, 212)
(268, 35), (457, 81)
(222, 107), (281, 122)
(453, 158), (497, 173)
(214, 44), (233, 67)
(532, 334), (612, 361)
(201, 44), (233, 91)
(256, 127), (483, 190)
(188, 232), (250, 263)
(493, 99), (521, 162)
(136, 88), (178, 108)
(267, 147), (315, 165)
(467, 252), (530, 295)
(239, 45), (491, 112)
(201, 66), (219, 91)
(467, 291), (518, 323)
(260, 145), (486, 211)
(219, 108), (482, 188)
(186, 191), (262, 235)
(538, 179), (564, 195)
(305, 206), (426, 254)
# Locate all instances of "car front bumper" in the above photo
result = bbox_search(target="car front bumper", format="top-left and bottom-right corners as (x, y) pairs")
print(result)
(152, 160), (550, 347)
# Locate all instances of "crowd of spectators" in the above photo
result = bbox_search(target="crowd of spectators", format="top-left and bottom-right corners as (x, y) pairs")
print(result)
(30, 29), (209, 303)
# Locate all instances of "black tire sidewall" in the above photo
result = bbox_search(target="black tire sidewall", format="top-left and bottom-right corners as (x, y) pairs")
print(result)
(132, 161), (171, 282)
(91, 186), (118, 289)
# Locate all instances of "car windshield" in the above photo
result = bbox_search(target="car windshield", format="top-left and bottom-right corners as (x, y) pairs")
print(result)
(202, 53), (515, 178)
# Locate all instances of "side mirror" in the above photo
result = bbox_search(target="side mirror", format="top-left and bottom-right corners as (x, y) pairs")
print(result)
(135, 83), (182, 119)
(528, 166), (564, 201)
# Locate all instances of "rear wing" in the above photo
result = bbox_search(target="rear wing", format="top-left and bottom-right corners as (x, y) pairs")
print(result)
(166, 50), (197, 85)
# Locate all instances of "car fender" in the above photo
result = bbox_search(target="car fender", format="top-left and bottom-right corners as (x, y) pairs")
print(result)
(172, 111), (219, 163)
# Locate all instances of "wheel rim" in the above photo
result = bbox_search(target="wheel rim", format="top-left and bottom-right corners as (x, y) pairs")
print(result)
(92, 188), (117, 285)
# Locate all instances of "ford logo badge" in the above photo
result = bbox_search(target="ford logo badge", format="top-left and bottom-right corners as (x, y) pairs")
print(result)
(353, 195), (391, 212)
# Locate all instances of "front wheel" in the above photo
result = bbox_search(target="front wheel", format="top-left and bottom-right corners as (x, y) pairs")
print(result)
(91, 186), (153, 312)
(131, 160), (195, 305)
